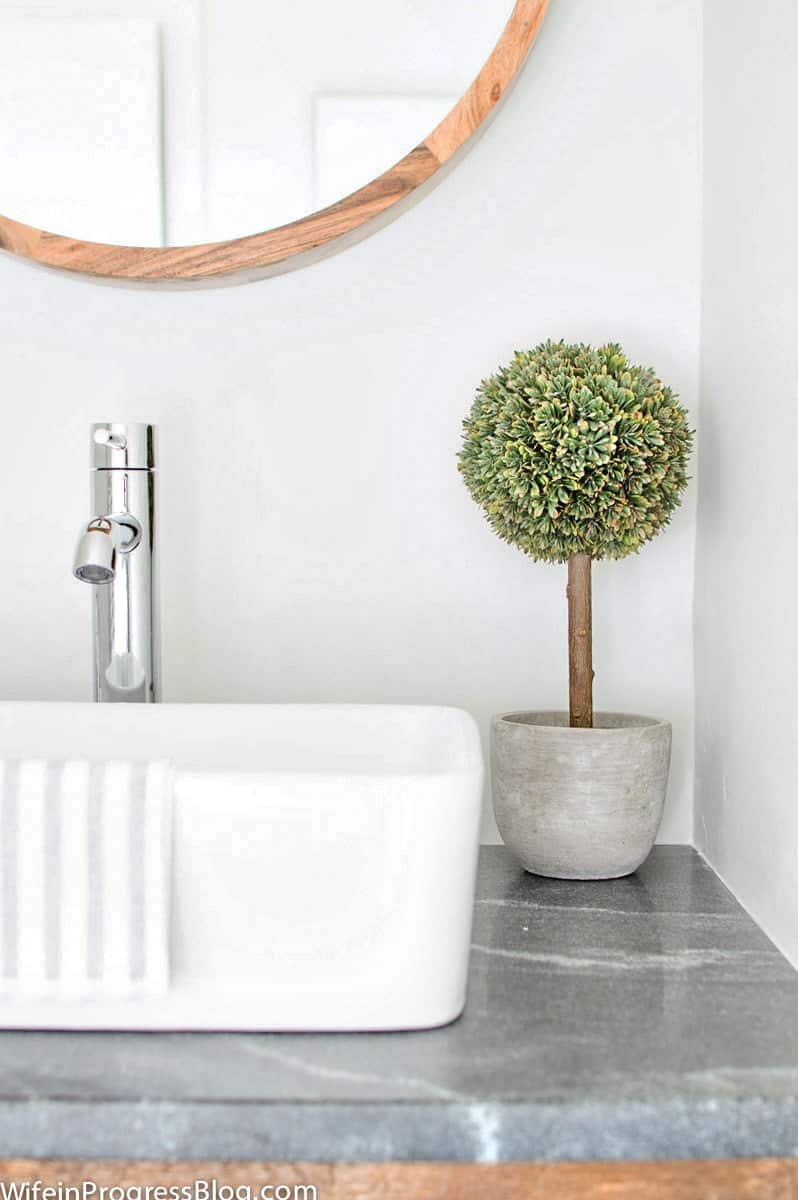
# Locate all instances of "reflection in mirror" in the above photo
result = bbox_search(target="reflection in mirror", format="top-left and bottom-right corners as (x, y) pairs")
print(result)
(0, 1), (513, 248)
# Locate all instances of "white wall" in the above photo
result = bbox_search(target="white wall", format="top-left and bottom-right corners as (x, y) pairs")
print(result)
(0, 0), (701, 842)
(695, 0), (798, 959)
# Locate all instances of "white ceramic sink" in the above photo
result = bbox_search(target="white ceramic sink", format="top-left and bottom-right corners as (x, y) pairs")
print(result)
(0, 703), (483, 1031)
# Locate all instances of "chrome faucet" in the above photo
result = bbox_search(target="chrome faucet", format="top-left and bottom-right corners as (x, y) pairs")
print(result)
(73, 422), (160, 702)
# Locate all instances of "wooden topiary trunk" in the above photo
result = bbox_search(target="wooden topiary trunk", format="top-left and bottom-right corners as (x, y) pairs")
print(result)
(567, 553), (593, 728)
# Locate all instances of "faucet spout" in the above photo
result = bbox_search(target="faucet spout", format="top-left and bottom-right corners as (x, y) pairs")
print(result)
(73, 515), (141, 584)
(74, 423), (160, 703)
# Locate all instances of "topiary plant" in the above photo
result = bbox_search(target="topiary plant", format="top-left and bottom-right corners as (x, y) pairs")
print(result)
(458, 340), (693, 728)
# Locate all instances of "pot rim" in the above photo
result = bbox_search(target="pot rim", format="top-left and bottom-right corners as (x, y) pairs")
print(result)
(494, 710), (670, 733)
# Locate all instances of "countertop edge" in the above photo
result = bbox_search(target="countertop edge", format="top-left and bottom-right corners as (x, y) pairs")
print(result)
(1, 1098), (797, 1163)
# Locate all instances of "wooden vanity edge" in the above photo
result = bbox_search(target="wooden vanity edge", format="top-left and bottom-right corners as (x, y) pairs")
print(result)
(1, 1158), (797, 1199)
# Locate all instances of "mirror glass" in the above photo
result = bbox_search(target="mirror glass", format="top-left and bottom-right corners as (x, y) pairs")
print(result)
(0, 1), (513, 248)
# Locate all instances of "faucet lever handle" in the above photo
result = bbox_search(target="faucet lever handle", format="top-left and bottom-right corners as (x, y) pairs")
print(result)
(94, 428), (128, 451)
(91, 422), (155, 470)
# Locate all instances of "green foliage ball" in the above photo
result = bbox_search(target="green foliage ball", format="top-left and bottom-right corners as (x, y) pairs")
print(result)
(458, 340), (693, 563)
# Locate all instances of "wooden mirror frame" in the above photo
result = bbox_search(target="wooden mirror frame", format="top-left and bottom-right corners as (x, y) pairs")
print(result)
(0, 0), (549, 283)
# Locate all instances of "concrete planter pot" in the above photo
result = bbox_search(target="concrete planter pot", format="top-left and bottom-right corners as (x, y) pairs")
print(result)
(492, 711), (672, 880)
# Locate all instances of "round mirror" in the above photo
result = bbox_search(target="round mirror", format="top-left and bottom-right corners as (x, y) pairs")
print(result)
(0, 0), (548, 280)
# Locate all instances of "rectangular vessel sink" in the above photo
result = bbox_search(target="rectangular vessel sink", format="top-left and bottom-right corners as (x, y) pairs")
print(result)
(0, 703), (483, 1031)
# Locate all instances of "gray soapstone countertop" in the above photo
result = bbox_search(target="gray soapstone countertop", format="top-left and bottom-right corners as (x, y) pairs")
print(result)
(0, 846), (797, 1163)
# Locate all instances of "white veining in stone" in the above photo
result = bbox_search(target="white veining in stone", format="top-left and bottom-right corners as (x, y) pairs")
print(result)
(470, 944), (777, 972)
(467, 1103), (502, 1163)
(234, 1037), (471, 1103)
(475, 898), (744, 920)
